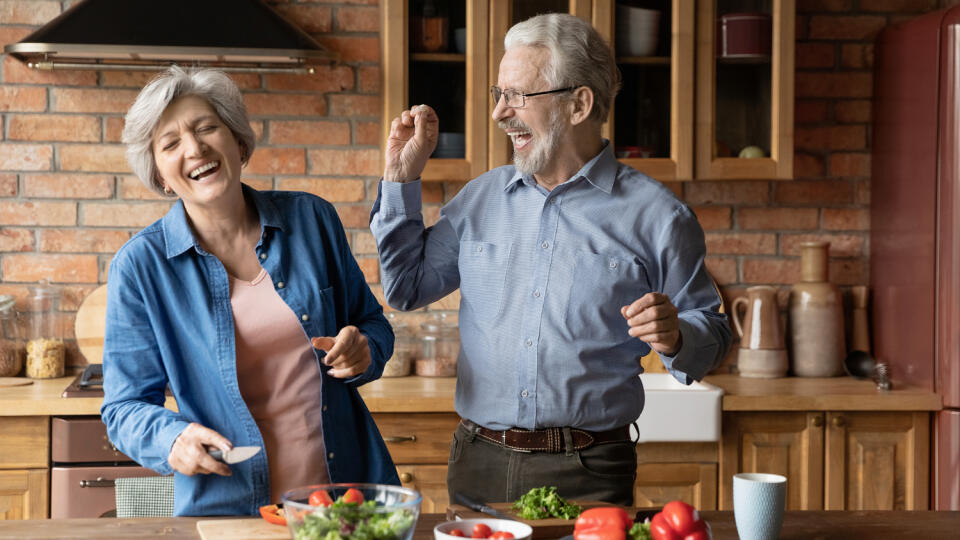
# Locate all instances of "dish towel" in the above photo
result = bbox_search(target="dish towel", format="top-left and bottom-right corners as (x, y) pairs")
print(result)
(114, 476), (174, 518)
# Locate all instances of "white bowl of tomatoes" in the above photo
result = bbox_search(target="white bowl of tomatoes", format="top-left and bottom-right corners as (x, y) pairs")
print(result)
(282, 483), (422, 540)
(434, 518), (533, 540)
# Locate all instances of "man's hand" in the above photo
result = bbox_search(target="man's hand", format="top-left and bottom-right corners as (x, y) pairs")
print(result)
(168, 423), (233, 477)
(621, 292), (682, 356)
(384, 104), (439, 183)
(311, 325), (371, 379)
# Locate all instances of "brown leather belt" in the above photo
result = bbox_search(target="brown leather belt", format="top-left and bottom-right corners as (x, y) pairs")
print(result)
(460, 419), (633, 453)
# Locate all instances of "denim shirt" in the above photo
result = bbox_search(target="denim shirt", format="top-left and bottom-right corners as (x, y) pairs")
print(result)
(101, 185), (398, 517)
(371, 142), (731, 431)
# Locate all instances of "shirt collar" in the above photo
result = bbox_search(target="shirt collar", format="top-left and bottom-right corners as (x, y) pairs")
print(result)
(502, 140), (618, 194)
(161, 184), (285, 259)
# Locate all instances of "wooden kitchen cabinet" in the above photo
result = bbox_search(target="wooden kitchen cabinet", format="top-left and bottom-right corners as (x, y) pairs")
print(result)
(635, 442), (718, 510)
(0, 416), (49, 519)
(719, 411), (929, 511)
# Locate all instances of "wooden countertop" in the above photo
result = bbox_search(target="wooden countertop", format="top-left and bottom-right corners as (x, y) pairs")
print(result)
(0, 372), (940, 417)
(0, 511), (957, 539)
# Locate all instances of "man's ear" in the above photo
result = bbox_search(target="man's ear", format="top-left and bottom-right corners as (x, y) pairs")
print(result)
(569, 86), (595, 125)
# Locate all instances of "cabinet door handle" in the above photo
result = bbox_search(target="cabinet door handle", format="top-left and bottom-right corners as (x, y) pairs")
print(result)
(80, 477), (115, 488)
(400, 472), (413, 483)
(812, 415), (823, 427)
(383, 435), (417, 443)
(832, 416), (846, 428)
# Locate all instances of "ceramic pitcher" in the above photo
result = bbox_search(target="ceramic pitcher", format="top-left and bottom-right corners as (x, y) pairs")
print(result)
(732, 286), (788, 378)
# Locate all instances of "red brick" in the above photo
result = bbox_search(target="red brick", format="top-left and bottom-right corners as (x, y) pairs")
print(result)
(273, 4), (332, 33)
(421, 183), (444, 204)
(52, 88), (138, 113)
(265, 65), (354, 92)
(795, 43), (835, 69)
(337, 6), (380, 32)
(335, 204), (373, 228)
(775, 179), (855, 205)
(840, 44), (873, 69)
(0, 173), (17, 196)
(705, 256), (737, 285)
(118, 176), (167, 200)
(795, 101), (828, 124)
(328, 94), (380, 117)
(244, 93), (327, 116)
(81, 202), (171, 227)
(99, 71), (260, 90)
(105, 117), (125, 143)
(2, 254), (98, 283)
(738, 208), (819, 230)
(1, 56), (98, 86)
(351, 231), (377, 254)
(829, 153), (870, 177)
(8, 114), (100, 142)
(318, 36), (380, 62)
(0, 26), (31, 48)
(59, 144), (130, 173)
(356, 256), (380, 284)
(23, 174), (114, 199)
(691, 206), (731, 230)
(356, 121), (381, 145)
(277, 177), (365, 202)
(0, 228), (34, 251)
(781, 233), (865, 257)
(796, 72), (873, 99)
(246, 147), (306, 175)
(795, 125), (866, 151)
(742, 258), (799, 285)
(358, 66), (380, 93)
(705, 233), (777, 255)
(834, 100), (871, 123)
(829, 259), (867, 285)
(856, 178), (870, 205)
(37, 229), (130, 253)
(809, 16), (887, 40)
(796, 0), (854, 12)
(270, 120), (351, 145)
(858, 0), (937, 12)
(250, 121), (265, 143)
(0, 0), (61, 24)
(0, 143), (52, 171)
(241, 177), (273, 192)
(61, 284), (101, 311)
(0, 86), (47, 112)
(0, 200), (75, 225)
(307, 148), (380, 176)
(796, 14), (808, 41)
(823, 208), (870, 231)
(794, 153), (825, 178)
(683, 181), (769, 205)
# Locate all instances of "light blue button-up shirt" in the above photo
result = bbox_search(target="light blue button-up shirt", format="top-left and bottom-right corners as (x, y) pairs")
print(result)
(370, 142), (731, 431)
(102, 185), (398, 517)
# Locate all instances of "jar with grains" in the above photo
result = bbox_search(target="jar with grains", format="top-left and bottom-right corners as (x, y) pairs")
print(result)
(382, 313), (414, 377)
(0, 295), (22, 377)
(24, 283), (64, 379)
(416, 313), (458, 377)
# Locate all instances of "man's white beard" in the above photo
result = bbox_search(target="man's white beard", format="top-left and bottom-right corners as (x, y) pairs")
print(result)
(501, 108), (567, 176)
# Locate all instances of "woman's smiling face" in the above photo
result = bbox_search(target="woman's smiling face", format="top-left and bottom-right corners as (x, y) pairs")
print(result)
(152, 95), (244, 207)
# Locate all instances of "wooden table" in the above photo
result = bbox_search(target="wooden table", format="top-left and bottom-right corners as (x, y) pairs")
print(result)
(0, 511), (957, 539)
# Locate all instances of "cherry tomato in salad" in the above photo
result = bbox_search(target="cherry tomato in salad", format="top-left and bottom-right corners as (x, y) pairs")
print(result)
(490, 531), (516, 539)
(308, 489), (334, 507)
(342, 487), (365, 504)
(447, 528), (466, 537)
(472, 522), (493, 538)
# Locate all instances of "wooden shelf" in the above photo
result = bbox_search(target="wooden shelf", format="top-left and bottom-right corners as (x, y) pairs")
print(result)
(616, 55), (671, 65)
(411, 52), (467, 63)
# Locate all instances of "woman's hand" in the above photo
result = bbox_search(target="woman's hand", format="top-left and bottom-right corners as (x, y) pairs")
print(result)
(168, 423), (233, 476)
(311, 325), (371, 378)
(383, 104), (438, 183)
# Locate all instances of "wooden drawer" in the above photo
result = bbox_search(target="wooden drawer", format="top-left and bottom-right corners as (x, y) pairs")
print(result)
(0, 417), (49, 469)
(373, 413), (460, 464)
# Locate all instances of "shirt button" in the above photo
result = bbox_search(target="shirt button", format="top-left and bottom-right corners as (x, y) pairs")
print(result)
(533, 290), (541, 298)
(541, 241), (549, 249)
(322, 405), (327, 412)
(521, 389), (529, 398)
(259, 253), (267, 260)
(477, 245), (483, 253)
(328, 452), (334, 459)
(609, 261), (618, 269)
(276, 281), (285, 289)
(301, 314), (309, 321)
(524, 339), (533, 347)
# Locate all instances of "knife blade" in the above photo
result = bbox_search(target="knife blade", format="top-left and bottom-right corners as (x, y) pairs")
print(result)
(453, 492), (518, 521)
(208, 446), (261, 464)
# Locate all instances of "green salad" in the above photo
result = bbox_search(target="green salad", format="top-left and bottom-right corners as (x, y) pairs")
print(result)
(292, 499), (415, 540)
(511, 486), (582, 520)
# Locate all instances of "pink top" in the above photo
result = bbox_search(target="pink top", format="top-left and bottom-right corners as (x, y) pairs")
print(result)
(230, 268), (330, 502)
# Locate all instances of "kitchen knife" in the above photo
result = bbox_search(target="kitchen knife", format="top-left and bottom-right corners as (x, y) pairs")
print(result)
(208, 446), (261, 464)
(453, 492), (518, 521)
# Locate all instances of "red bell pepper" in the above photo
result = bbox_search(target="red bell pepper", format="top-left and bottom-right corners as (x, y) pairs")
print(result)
(258, 503), (286, 526)
(650, 501), (708, 540)
(573, 507), (633, 540)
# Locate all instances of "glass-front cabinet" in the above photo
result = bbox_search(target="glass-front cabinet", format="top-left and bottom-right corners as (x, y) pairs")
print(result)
(381, 0), (795, 181)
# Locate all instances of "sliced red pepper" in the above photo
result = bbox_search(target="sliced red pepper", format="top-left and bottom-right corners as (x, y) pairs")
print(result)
(258, 503), (286, 526)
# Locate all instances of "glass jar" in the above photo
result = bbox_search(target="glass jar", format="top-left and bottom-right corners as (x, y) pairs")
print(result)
(24, 283), (65, 379)
(382, 313), (414, 377)
(0, 295), (21, 377)
(416, 313), (458, 377)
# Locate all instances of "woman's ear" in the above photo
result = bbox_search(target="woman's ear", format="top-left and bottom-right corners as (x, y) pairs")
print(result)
(569, 86), (595, 125)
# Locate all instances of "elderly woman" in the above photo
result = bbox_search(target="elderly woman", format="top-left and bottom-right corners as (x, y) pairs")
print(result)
(101, 66), (397, 517)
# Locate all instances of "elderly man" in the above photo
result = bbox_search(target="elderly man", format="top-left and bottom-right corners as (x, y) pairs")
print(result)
(370, 13), (731, 505)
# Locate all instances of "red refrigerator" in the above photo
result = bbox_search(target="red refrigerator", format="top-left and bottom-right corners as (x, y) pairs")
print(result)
(873, 6), (960, 511)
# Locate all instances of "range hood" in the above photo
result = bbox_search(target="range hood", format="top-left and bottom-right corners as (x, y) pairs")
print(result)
(3, 0), (337, 74)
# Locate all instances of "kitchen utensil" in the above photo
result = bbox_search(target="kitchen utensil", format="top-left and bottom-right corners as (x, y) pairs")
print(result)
(208, 446), (261, 464)
(435, 518), (532, 540)
(733, 473), (786, 540)
(717, 13), (772, 60)
(453, 492), (517, 521)
(844, 350), (876, 379)
(843, 285), (875, 379)
(282, 483), (421, 540)
(74, 284), (108, 364)
(196, 518), (290, 540)
(732, 286), (787, 378)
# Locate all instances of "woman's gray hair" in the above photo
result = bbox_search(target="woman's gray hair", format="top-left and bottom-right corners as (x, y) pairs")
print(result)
(122, 65), (256, 196)
(504, 13), (620, 123)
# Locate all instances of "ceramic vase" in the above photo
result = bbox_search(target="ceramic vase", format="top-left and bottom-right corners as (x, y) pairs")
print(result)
(789, 241), (845, 377)
(732, 286), (788, 378)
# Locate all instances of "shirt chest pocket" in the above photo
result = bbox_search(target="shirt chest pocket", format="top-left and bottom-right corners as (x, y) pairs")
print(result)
(565, 252), (651, 340)
(458, 240), (512, 322)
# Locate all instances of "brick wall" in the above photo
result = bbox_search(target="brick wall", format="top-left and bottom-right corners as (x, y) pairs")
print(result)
(0, 0), (952, 369)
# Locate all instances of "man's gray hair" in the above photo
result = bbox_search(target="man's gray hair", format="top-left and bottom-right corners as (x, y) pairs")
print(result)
(504, 13), (620, 123)
(122, 66), (256, 196)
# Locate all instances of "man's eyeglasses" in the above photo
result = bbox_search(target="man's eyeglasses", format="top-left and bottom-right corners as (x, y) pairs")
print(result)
(490, 86), (577, 108)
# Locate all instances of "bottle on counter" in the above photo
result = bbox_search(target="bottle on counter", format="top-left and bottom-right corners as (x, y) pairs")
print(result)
(789, 241), (845, 377)
(23, 282), (65, 379)
(416, 312), (458, 377)
(382, 313), (415, 377)
(0, 295), (22, 377)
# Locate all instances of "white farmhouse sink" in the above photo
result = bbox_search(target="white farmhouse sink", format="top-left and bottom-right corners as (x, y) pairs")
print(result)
(631, 373), (723, 443)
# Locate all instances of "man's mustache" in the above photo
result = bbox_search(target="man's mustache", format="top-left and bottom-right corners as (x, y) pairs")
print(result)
(498, 119), (529, 131)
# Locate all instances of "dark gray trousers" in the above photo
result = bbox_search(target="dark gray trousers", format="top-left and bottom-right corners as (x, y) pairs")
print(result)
(445, 422), (637, 506)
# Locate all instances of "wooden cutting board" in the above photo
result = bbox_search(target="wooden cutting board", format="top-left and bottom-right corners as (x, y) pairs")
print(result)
(196, 518), (289, 540)
(74, 284), (107, 364)
(446, 501), (621, 540)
